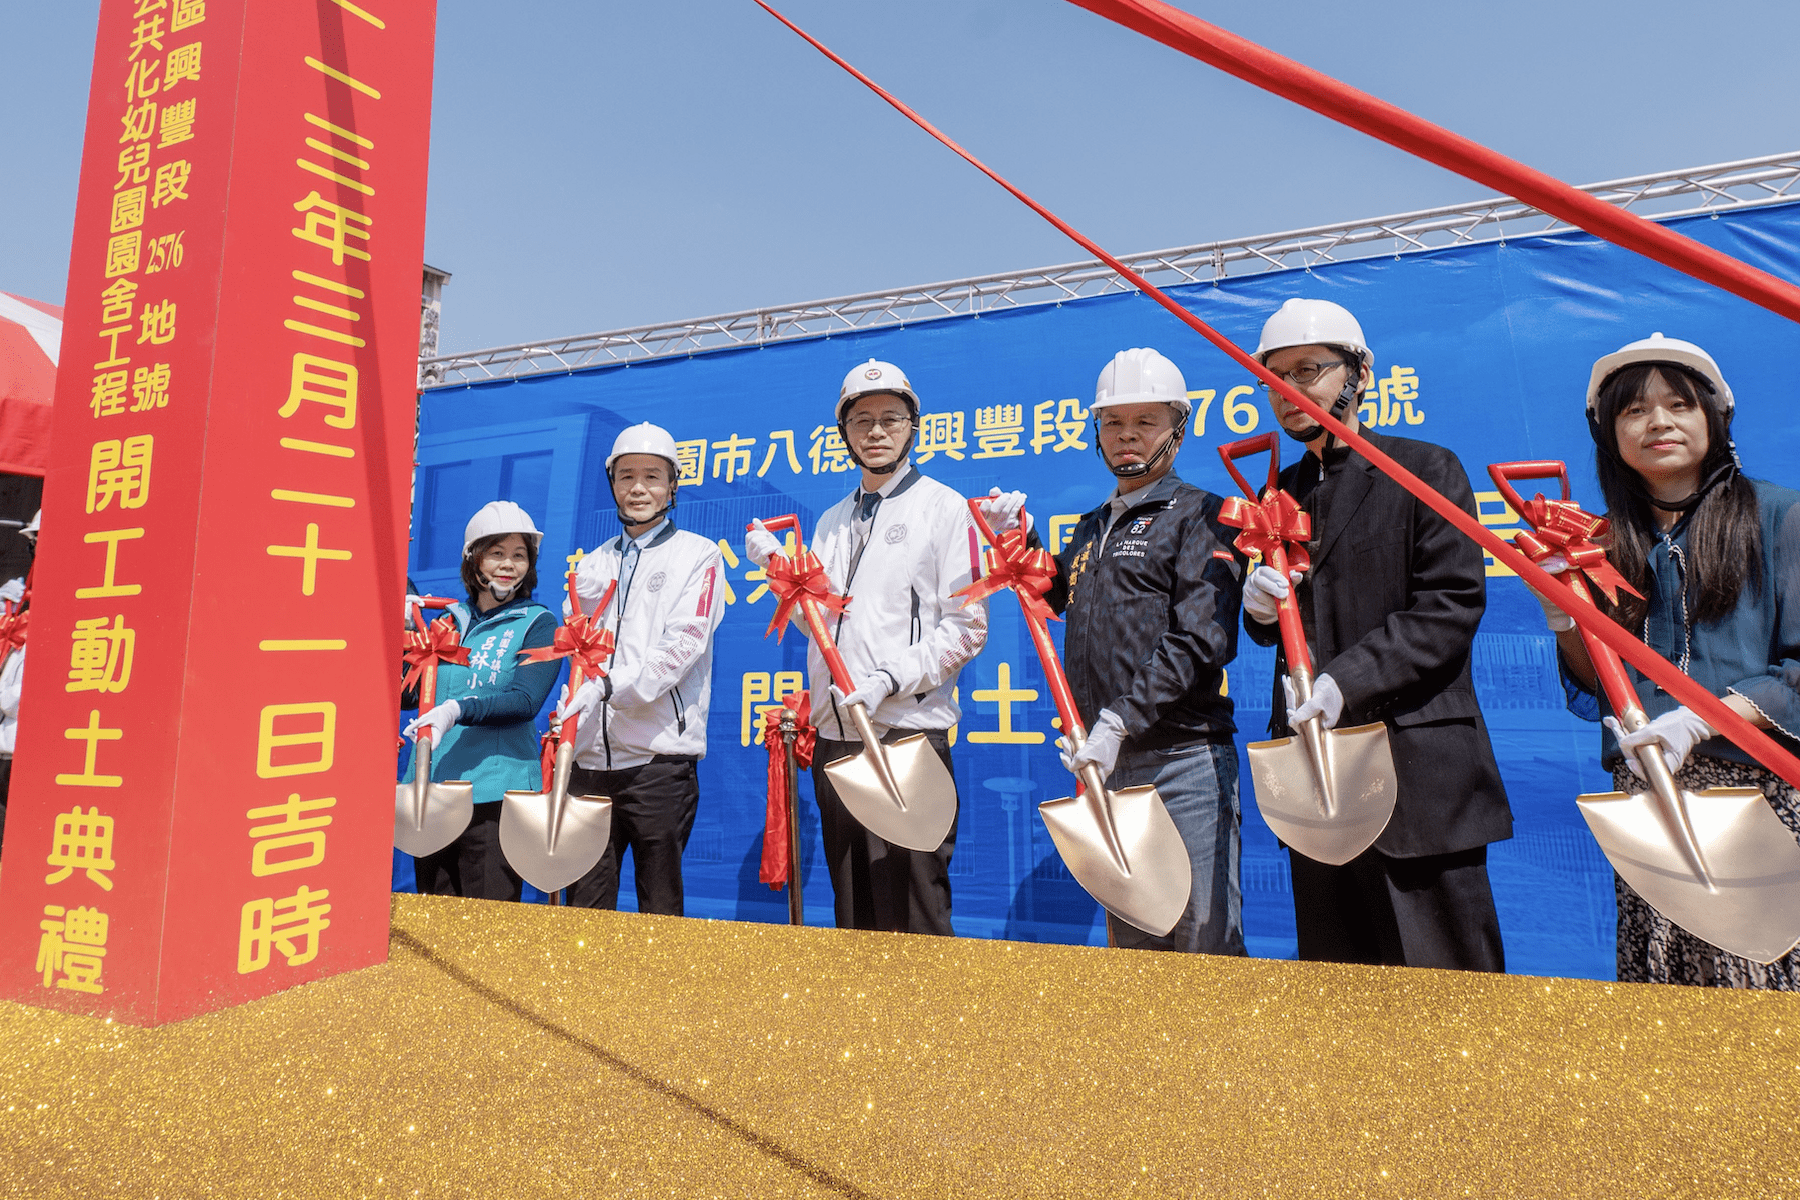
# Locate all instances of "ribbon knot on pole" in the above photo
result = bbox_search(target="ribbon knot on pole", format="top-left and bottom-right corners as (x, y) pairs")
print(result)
(516, 615), (616, 677)
(1218, 489), (1312, 572)
(401, 615), (469, 692)
(954, 529), (1060, 622)
(1513, 496), (1642, 606)
(764, 550), (850, 640)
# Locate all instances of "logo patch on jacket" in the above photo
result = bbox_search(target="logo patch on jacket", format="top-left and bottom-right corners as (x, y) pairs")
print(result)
(884, 524), (907, 545)
(646, 571), (667, 593)
(1128, 515), (1156, 535)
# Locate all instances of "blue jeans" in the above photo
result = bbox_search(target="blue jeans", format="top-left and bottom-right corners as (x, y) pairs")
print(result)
(1104, 738), (1244, 955)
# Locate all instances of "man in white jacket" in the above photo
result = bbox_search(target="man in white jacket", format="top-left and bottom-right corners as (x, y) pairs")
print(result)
(562, 424), (726, 916)
(748, 359), (988, 935)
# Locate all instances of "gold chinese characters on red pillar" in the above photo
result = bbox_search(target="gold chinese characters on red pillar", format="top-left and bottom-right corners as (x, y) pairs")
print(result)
(0, 0), (436, 1025)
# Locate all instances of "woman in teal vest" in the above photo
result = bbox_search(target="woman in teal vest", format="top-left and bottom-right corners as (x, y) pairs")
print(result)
(404, 500), (560, 900)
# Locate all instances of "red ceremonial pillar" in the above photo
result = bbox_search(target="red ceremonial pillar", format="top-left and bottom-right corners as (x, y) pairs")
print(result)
(0, 0), (436, 1025)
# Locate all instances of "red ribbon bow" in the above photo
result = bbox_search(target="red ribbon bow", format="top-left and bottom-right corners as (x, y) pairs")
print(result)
(1513, 495), (1643, 606)
(954, 528), (1060, 622)
(401, 614), (470, 693)
(759, 693), (816, 890)
(516, 615), (616, 677)
(0, 602), (27, 674)
(763, 550), (850, 640)
(1218, 488), (1312, 572)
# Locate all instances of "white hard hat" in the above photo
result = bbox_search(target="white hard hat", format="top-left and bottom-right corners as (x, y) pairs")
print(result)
(605, 421), (681, 474)
(837, 359), (919, 423)
(1254, 298), (1373, 371)
(1585, 332), (1733, 416)
(1093, 347), (1191, 415)
(462, 500), (543, 557)
(21, 509), (39, 541)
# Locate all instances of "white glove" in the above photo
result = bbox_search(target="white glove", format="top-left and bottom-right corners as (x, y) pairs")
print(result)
(746, 519), (783, 569)
(1523, 554), (1575, 632)
(404, 698), (461, 744)
(979, 486), (1030, 536)
(1242, 565), (1304, 625)
(557, 678), (604, 724)
(832, 674), (894, 714)
(1606, 707), (1714, 779)
(403, 593), (425, 625)
(1283, 673), (1344, 731)
(1059, 708), (1126, 780)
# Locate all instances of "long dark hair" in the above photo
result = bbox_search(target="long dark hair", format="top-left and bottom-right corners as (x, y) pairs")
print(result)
(461, 532), (539, 606)
(1592, 363), (1760, 629)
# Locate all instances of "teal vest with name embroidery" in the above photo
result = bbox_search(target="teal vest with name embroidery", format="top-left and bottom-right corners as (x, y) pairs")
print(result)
(403, 600), (548, 804)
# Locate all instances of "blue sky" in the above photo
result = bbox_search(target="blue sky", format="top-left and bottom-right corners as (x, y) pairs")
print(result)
(5, 1), (1796, 354)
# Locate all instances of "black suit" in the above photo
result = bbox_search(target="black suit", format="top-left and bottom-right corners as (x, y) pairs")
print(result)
(1247, 430), (1512, 970)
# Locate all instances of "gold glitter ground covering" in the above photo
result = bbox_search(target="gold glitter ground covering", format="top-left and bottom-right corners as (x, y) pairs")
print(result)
(2, 894), (1797, 1198)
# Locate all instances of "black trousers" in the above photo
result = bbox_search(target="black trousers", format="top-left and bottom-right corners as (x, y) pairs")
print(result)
(413, 802), (522, 902)
(567, 758), (699, 916)
(812, 729), (956, 936)
(1289, 844), (1505, 972)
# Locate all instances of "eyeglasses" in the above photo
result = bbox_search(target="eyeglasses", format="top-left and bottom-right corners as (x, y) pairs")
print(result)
(845, 414), (913, 436)
(1261, 359), (1349, 394)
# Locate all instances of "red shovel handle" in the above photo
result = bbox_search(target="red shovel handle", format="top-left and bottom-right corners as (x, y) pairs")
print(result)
(964, 496), (1086, 741)
(1216, 434), (1312, 675)
(749, 512), (858, 694)
(1487, 459), (1639, 718)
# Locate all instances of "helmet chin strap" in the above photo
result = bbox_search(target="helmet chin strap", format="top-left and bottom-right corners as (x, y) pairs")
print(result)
(841, 413), (917, 476)
(1099, 418), (1186, 479)
(479, 572), (519, 602)
(1282, 373), (1363, 446)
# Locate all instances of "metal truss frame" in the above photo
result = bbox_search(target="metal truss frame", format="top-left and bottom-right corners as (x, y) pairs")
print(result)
(421, 151), (1800, 388)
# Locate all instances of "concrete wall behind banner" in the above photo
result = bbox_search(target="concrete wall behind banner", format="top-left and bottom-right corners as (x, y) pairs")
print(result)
(409, 200), (1800, 981)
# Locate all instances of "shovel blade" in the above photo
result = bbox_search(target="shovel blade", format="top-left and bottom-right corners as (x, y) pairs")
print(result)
(499, 789), (614, 894)
(1246, 721), (1397, 867)
(1040, 784), (1192, 937)
(1578, 784), (1800, 964)
(823, 733), (957, 852)
(393, 779), (476, 858)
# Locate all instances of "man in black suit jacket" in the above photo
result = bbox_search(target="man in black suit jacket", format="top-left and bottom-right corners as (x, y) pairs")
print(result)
(1241, 299), (1512, 972)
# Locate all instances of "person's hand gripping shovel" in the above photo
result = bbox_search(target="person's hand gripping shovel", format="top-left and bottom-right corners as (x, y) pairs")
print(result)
(395, 598), (477, 857)
(750, 514), (956, 852)
(958, 497), (1190, 936)
(1218, 434), (1398, 865)
(1493, 460), (1800, 962)
(499, 572), (617, 894)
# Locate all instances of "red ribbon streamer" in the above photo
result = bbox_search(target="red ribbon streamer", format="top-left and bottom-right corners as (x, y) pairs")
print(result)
(954, 529), (1060, 623)
(1066, 0), (1800, 328)
(1511, 496), (1643, 607)
(1218, 490), (1312, 574)
(516, 615), (616, 678)
(763, 550), (850, 641)
(759, 694), (816, 890)
(401, 614), (469, 694)
(751, 0), (1800, 795)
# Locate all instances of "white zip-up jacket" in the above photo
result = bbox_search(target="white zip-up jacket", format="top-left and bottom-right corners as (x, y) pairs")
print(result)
(569, 520), (726, 770)
(808, 463), (988, 741)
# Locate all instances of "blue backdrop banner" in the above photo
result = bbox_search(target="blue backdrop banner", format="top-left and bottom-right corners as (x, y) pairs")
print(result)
(404, 201), (1800, 980)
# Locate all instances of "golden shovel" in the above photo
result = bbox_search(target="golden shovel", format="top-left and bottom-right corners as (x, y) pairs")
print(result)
(394, 600), (476, 858)
(752, 515), (957, 853)
(500, 573), (615, 894)
(960, 498), (1190, 936)
(1219, 435), (1398, 866)
(1492, 460), (1800, 963)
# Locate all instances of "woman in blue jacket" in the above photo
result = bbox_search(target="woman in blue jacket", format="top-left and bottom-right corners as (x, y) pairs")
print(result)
(404, 500), (560, 900)
(1539, 335), (1800, 988)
